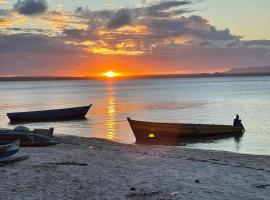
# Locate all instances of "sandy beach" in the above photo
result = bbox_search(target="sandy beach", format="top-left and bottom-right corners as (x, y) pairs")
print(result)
(1, 135), (270, 200)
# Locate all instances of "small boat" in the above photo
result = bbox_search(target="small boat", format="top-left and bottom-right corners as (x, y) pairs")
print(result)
(0, 127), (59, 147)
(7, 105), (92, 123)
(127, 117), (245, 145)
(0, 140), (20, 159)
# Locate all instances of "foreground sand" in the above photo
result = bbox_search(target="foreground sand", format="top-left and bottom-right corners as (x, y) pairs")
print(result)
(1, 136), (270, 200)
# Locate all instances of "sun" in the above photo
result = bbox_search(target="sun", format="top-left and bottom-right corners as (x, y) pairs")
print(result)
(102, 71), (121, 78)
(106, 71), (116, 77)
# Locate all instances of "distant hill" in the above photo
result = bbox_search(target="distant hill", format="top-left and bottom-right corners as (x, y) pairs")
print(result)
(225, 66), (270, 74)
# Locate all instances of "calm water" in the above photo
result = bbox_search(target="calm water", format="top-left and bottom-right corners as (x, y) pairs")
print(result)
(0, 76), (269, 155)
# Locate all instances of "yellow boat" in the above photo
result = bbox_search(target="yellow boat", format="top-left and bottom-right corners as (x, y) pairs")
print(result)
(127, 117), (244, 144)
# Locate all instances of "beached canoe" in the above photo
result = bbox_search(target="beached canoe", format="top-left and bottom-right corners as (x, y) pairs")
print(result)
(7, 105), (92, 123)
(0, 140), (20, 159)
(127, 117), (244, 144)
(0, 128), (59, 147)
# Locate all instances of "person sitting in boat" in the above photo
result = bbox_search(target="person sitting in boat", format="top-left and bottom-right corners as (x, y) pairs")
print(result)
(233, 114), (244, 129)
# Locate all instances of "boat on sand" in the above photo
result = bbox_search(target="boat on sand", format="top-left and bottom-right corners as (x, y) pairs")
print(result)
(0, 127), (58, 147)
(127, 117), (244, 145)
(0, 140), (20, 159)
(7, 105), (92, 123)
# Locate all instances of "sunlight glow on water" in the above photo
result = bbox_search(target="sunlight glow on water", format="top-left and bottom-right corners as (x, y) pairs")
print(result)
(106, 82), (116, 140)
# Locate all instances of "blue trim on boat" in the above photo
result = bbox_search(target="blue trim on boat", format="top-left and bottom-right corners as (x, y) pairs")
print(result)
(0, 149), (19, 159)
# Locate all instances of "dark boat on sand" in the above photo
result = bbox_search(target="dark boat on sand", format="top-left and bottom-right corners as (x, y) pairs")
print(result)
(0, 140), (20, 159)
(0, 127), (59, 147)
(127, 117), (245, 145)
(7, 105), (92, 123)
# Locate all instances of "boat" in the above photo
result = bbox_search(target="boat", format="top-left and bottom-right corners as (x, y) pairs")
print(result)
(127, 117), (245, 145)
(0, 127), (59, 147)
(7, 105), (92, 123)
(0, 140), (20, 159)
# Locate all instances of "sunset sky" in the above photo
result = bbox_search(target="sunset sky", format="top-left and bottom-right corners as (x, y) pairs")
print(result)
(0, 0), (270, 76)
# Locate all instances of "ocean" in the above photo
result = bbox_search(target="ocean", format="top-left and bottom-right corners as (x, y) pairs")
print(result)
(0, 76), (269, 155)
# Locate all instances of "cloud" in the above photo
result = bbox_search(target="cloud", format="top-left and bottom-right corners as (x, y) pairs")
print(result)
(37, 10), (88, 31)
(147, 0), (191, 11)
(199, 40), (212, 46)
(0, 33), (85, 54)
(70, 1), (240, 55)
(0, 0), (269, 76)
(0, 9), (11, 16)
(1, 35), (269, 76)
(0, 9), (12, 28)
(242, 40), (270, 49)
(264, 52), (270, 58)
(107, 9), (131, 29)
(75, 0), (193, 30)
(0, 9), (24, 29)
(14, 0), (48, 16)
(0, 32), (89, 76)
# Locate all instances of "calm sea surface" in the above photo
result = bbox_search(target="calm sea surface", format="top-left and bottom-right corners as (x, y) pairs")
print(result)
(0, 76), (269, 155)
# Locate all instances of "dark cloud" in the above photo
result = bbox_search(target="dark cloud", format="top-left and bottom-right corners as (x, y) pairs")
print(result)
(75, 0), (192, 30)
(75, 7), (112, 19)
(5, 27), (52, 34)
(147, 1), (191, 11)
(14, 0), (48, 16)
(0, 33), (84, 54)
(62, 29), (87, 40)
(134, 0), (192, 18)
(0, 32), (89, 76)
(73, 1), (238, 50)
(199, 40), (212, 46)
(243, 40), (270, 49)
(244, 40), (270, 46)
(107, 9), (131, 29)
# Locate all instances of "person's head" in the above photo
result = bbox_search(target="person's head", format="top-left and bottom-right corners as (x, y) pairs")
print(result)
(236, 114), (239, 119)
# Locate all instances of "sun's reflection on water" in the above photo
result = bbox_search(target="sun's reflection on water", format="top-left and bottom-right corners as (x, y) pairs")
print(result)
(105, 81), (116, 140)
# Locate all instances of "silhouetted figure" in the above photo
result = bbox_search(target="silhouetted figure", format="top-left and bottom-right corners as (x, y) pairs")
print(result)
(233, 114), (244, 130)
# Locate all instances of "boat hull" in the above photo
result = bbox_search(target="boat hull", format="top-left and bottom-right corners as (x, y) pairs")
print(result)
(0, 131), (59, 147)
(0, 140), (19, 159)
(127, 118), (244, 145)
(7, 105), (92, 123)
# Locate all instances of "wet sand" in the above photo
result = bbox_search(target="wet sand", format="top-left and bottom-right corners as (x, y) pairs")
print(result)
(1, 136), (270, 200)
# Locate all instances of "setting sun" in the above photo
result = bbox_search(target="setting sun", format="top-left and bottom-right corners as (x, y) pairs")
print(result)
(102, 71), (121, 78)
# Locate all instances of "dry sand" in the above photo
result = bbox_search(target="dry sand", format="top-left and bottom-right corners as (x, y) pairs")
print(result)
(1, 136), (270, 200)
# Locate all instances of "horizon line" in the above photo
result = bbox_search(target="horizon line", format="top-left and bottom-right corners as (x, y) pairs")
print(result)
(1, 72), (270, 81)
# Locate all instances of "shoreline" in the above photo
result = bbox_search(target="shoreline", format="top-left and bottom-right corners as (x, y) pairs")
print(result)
(1, 135), (270, 199)
(0, 73), (270, 82)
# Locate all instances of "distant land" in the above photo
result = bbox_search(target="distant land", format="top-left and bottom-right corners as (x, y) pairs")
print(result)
(225, 66), (270, 74)
(0, 66), (270, 81)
